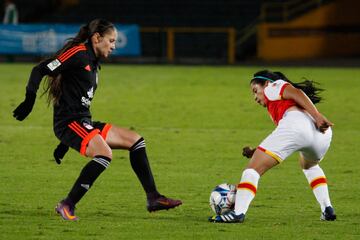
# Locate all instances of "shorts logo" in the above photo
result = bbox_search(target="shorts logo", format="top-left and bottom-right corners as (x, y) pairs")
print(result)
(83, 122), (94, 130)
(47, 59), (61, 71)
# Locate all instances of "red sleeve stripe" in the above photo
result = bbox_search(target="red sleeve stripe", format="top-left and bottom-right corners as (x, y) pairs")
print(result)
(310, 177), (327, 189)
(237, 182), (257, 195)
(58, 45), (86, 63)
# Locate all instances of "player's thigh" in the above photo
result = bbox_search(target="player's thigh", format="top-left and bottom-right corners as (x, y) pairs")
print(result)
(57, 119), (110, 157)
(247, 149), (279, 176)
(300, 127), (332, 163)
(105, 125), (141, 150)
(259, 123), (305, 162)
(86, 134), (112, 158)
(299, 154), (318, 170)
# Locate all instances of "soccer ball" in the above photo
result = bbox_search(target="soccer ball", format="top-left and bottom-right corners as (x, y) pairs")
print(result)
(209, 183), (236, 215)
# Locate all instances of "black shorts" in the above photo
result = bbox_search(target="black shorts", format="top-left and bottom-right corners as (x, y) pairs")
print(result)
(54, 118), (112, 155)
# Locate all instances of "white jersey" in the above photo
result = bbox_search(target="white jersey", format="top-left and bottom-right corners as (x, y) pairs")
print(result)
(258, 110), (332, 162)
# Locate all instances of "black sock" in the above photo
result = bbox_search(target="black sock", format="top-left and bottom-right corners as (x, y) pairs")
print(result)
(66, 155), (111, 205)
(129, 138), (159, 199)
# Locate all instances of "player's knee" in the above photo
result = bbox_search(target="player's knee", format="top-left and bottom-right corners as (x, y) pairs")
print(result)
(129, 136), (146, 152)
(299, 156), (319, 170)
(86, 134), (113, 159)
(94, 150), (112, 160)
(87, 144), (113, 160)
(247, 150), (278, 175)
(101, 147), (113, 160)
(130, 133), (142, 145)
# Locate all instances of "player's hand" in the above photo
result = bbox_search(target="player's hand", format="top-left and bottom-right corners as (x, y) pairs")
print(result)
(242, 146), (255, 159)
(314, 113), (334, 133)
(54, 143), (69, 164)
(13, 91), (36, 121)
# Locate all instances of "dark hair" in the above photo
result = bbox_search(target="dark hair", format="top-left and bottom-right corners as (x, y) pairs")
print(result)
(250, 70), (323, 104)
(43, 19), (115, 105)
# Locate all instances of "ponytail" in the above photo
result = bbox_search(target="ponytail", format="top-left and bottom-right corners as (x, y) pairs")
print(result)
(250, 70), (324, 104)
(56, 25), (90, 56)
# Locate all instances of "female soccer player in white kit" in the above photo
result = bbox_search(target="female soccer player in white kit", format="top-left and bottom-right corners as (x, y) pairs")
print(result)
(210, 70), (336, 223)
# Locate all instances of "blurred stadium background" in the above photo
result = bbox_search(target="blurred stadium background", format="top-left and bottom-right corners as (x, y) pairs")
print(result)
(1, 0), (360, 65)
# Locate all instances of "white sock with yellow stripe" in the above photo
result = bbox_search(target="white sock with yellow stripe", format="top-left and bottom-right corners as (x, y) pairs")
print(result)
(234, 168), (260, 215)
(303, 165), (332, 212)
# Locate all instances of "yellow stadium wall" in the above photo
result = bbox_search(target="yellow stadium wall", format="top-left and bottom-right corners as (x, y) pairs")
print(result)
(257, 0), (360, 60)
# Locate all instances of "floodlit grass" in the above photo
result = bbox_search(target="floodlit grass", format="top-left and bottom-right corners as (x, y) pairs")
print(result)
(0, 64), (359, 239)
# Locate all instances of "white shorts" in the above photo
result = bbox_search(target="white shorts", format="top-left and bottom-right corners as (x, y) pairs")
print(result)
(258, 111), (332, 162)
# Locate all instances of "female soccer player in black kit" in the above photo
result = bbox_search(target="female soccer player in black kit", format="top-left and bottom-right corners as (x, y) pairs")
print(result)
(13, 19), (182, 221)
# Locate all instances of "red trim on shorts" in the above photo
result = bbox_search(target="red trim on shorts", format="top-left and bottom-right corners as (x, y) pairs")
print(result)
(68, 122), (88, 138)
(80, 129), (100, 155)
(101, 124), (112, 140)
(257, 146), (282, 162)
(257, 146), (265, 152)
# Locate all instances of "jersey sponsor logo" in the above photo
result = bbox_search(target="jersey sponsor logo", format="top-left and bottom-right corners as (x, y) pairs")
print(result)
(47, 59), (61, 71)
(87, 87), (94, 98)
(84, 64), (91, 71)
(81, 87), (94, 108)
(81, 96), (91, 108)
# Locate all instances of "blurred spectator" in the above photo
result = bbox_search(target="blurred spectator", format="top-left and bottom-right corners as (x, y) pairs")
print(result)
(3, 0), (18, 24)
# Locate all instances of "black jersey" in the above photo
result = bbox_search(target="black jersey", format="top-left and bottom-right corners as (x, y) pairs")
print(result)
(26, 43), (100, 128)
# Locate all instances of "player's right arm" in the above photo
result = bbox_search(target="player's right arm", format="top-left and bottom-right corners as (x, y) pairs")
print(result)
(282, 84), (333, 133)
(13, 45), (85, 121)
(12, 59), (54, 121)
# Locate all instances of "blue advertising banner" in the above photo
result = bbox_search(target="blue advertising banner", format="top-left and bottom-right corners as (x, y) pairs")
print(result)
(0, 24), (141, 56)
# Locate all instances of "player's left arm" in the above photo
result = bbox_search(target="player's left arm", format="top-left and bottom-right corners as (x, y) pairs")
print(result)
(282, 84), (333, 133)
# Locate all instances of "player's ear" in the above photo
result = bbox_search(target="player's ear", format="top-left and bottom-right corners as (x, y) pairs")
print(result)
(91, 32), (102, 44)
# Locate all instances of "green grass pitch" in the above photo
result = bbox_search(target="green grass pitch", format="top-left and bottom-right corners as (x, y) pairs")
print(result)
(0, 63), (359, 239)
